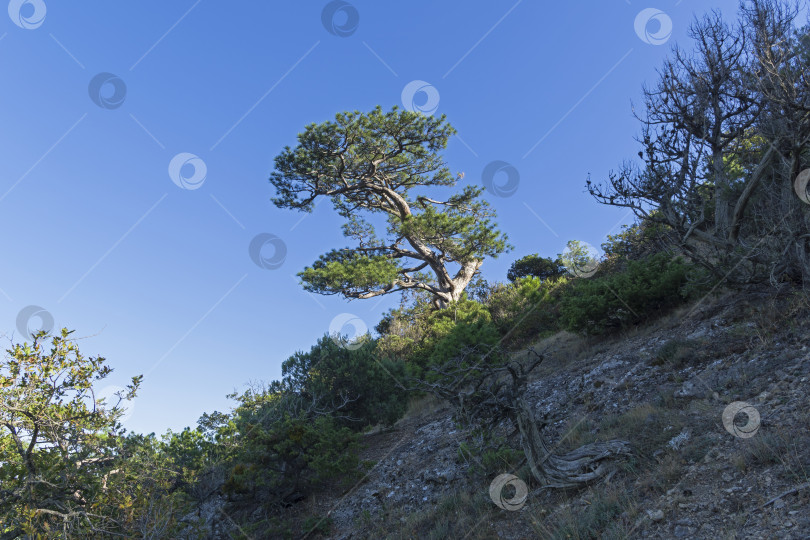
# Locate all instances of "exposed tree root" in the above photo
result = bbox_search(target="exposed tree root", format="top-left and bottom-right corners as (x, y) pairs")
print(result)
(515, 399), (632, 489)
(413, 346), (633, 490)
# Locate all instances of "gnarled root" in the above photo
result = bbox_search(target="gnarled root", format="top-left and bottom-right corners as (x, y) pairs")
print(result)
(515, 399), (632, 489)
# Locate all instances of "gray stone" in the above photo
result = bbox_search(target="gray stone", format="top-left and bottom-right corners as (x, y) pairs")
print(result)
(673, 524), (692, 537)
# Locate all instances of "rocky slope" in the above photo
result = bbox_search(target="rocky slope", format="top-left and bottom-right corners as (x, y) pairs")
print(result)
(201, 288), (810, 539)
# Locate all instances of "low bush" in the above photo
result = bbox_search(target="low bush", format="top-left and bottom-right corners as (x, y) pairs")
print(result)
(600, 220), (668, 263)
(560, 253), (693, 334)
(377, 295), (501, 378)
(506, 254), (566, 282)
(486, 275), (567, 347)
(223, 397), (360, 509)
(282, 335), (408, 429)
(422, 299), (501, 371)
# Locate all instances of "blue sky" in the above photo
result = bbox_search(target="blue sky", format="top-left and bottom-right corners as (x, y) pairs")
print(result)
(0, 0), (740, 435)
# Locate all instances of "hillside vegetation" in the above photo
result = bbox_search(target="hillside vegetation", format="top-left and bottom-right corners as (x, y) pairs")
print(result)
(3, 0), (810, 538)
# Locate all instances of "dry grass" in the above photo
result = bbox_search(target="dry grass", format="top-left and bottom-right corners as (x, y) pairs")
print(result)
(368, 490), (498, 540)
(399, 392), (447, 422)
(530, 483), (638, 539)
(650, 338), (705, 368)
(732, 421), (810, 485)
(513, 330), (599, 379)
(379, 288), (810, 538)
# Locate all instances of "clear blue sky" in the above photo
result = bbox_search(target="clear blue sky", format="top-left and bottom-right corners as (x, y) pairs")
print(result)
(0, 0), (739, 435)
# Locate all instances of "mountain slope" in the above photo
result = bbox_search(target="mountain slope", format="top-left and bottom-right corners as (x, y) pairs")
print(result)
(306, 289), (810, 539)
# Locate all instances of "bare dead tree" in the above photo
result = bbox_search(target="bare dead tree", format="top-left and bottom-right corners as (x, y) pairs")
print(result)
(741, 0), (810, 284)
(411, 346), (631, 489)
(587, 2), (810, 284)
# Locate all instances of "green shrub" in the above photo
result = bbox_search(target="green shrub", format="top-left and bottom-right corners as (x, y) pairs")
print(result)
(282, 336), (408, 428)
(506, 254), (566, 282)
(0, 330), (192, 539)
(419, 297), (501, 374)
(374, 295), (434, 365)
(223, 405), (359, 507)
(486, 276), (567, 347)
(377, 295), (501, 378)
(560, 253), (691, 334)
(601, 220), (667, 262)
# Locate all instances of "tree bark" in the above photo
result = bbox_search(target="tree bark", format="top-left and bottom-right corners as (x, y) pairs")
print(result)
(514, 399), (632, 489)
